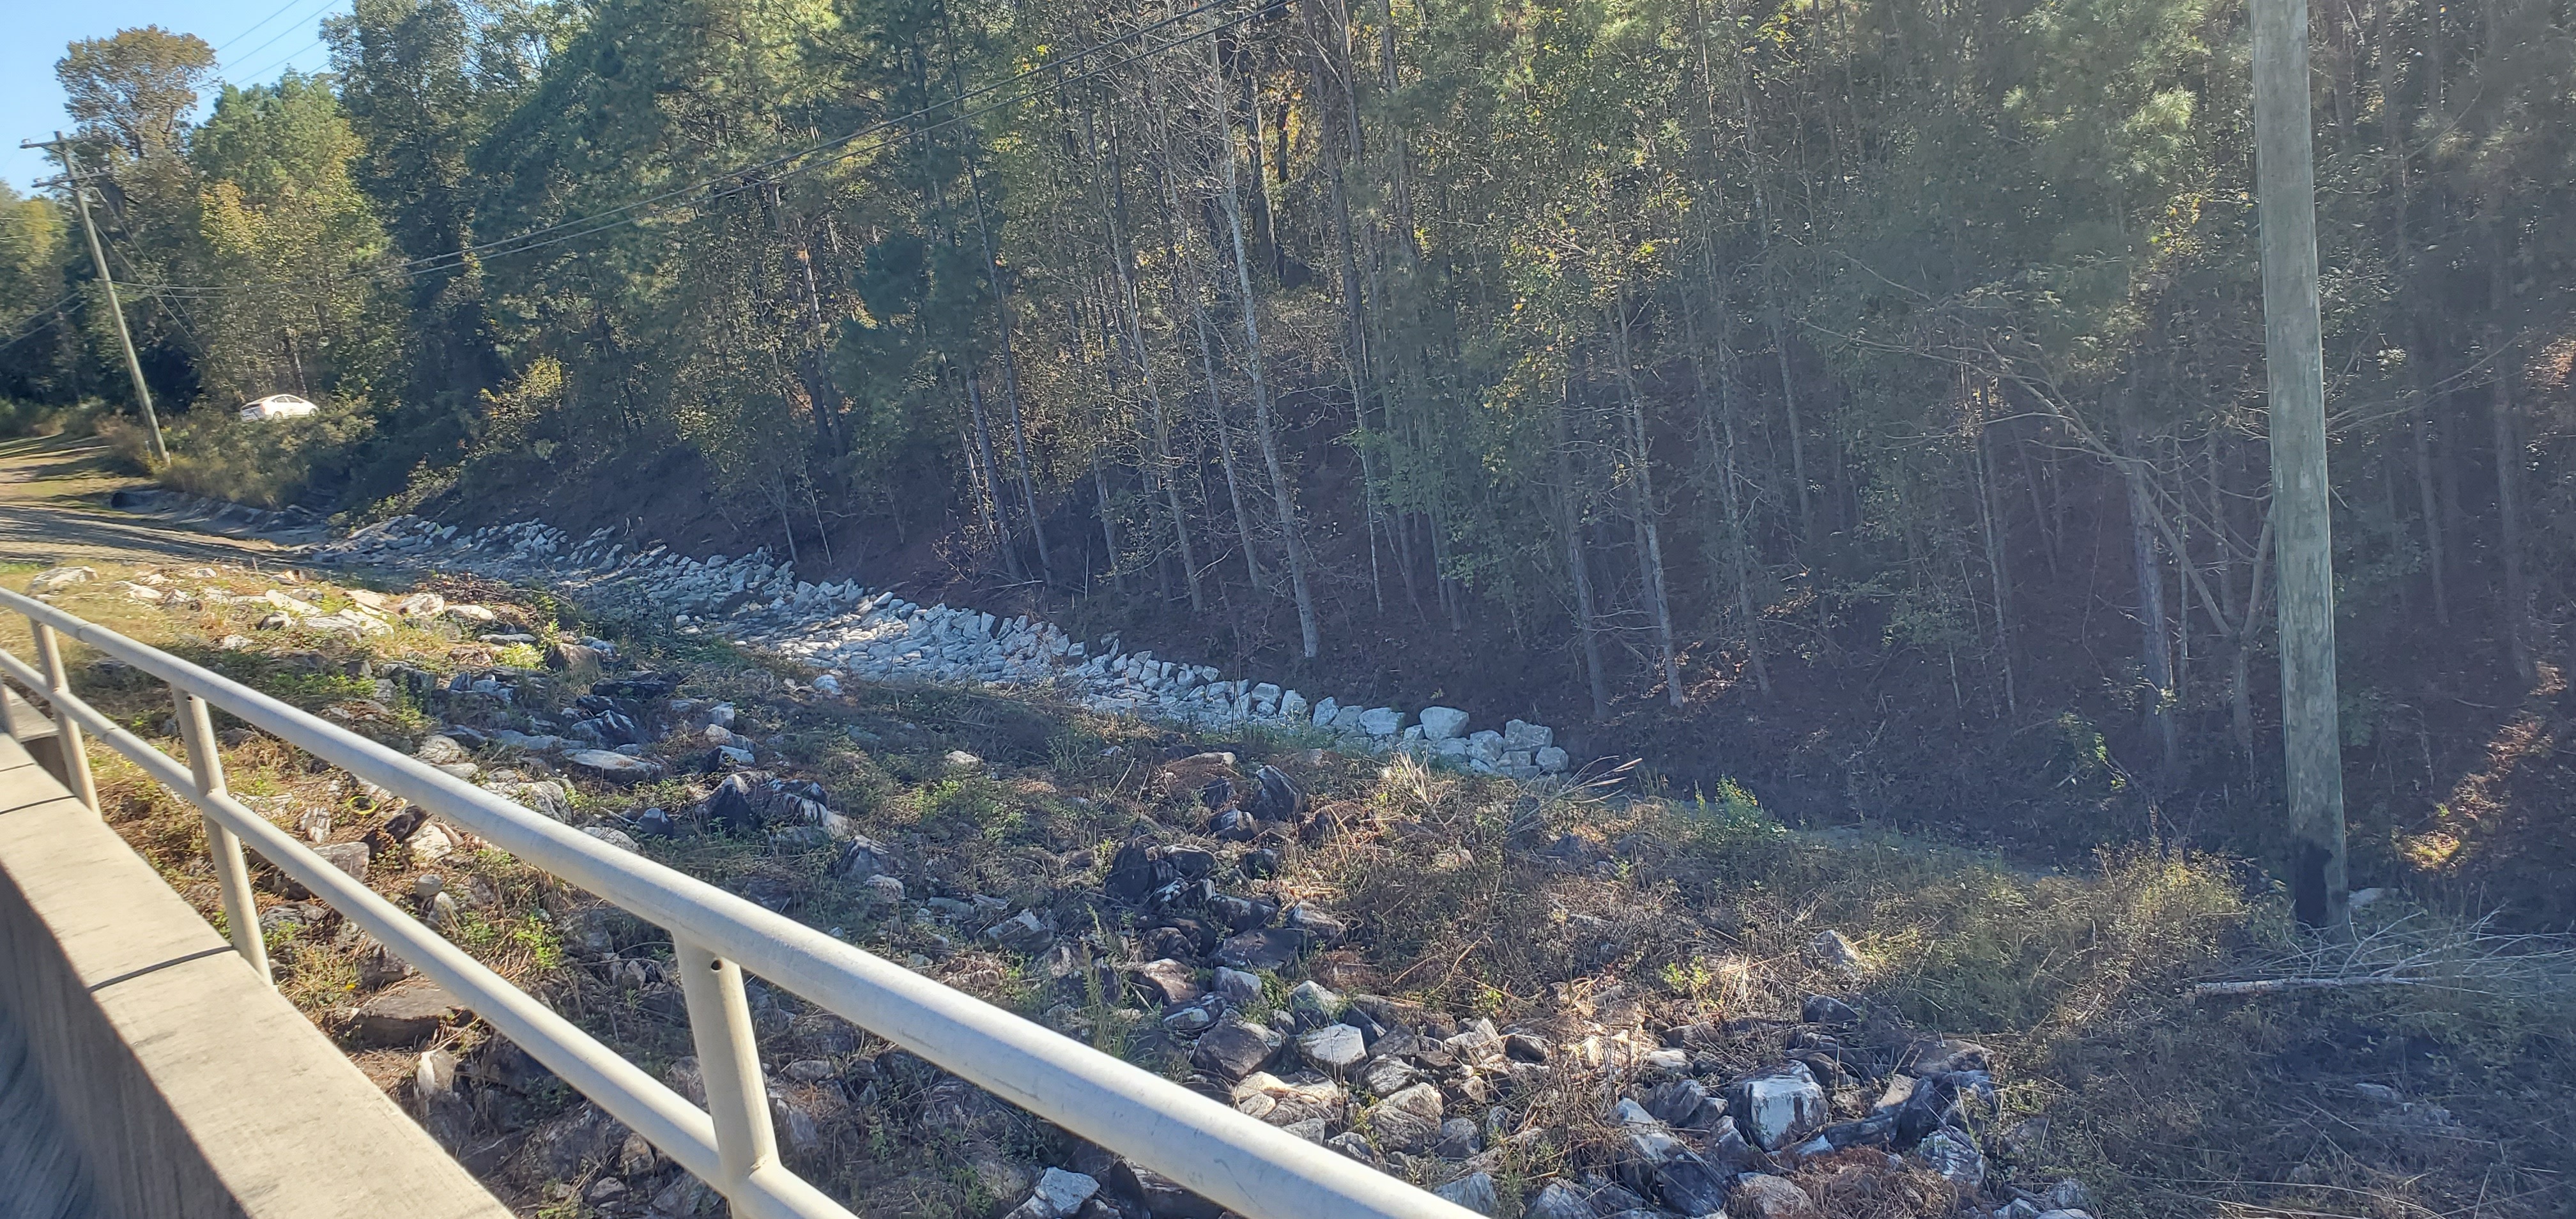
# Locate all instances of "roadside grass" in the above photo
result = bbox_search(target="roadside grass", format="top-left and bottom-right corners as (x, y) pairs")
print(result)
(8, 560), (2572, 1218)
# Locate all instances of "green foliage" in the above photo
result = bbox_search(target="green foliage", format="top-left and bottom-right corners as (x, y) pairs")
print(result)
(158, 399), (379, 507)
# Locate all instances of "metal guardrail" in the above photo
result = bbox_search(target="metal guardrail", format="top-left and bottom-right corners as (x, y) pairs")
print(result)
(0, 587), (1477, 1219)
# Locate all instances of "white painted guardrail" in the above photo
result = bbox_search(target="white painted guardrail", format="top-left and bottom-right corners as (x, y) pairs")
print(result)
(0, 588), (1478, 1219)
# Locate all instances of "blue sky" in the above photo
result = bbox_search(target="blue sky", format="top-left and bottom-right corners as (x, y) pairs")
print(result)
(5, 0), (347, 192)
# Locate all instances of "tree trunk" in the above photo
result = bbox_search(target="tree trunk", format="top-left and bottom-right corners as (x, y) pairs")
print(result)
(1215, 43), (1321, 660)
(1610, 301), (1685, 706)
(962, 365), (1023, 578)
(962, 150), (1051, 581)
(2121, 423), (2179, 785)
(1681, 266), (1769, 696)
(2492, 333), (2531, 683)
(1738, 80), (1811, 539)
(1554, 376), (1613, 721)
(1975, 408), (2017, 717)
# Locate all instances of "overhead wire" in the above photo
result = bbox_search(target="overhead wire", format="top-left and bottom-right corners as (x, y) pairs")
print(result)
(229, 29), (339, 86)
(211, 0), (319, 56)
(215, 0), (349, 83)
(0, 291), (86, 355)
(138, 0), (1268, 299)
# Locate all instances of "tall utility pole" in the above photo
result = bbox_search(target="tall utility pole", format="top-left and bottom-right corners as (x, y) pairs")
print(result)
(28, 132), (168, 464)
(2250, 0), (2349, 929)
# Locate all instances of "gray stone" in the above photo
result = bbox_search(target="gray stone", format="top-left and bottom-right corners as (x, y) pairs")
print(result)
(357, 936), (414, 988)
(566, 749), (661, 783)
(1191, 1022), (1280, 1080)
(414, 734), (470, 765)
(1286, 980), (1344, 1024)
(1433, 1172), (1497, 1215)
(1916, 1128), (1985, 1190)
(582, 825), (641, 852)
(351, 981), (465, 1046)
(1323, 1131), (1375, 1163)
(1521, 1181), (1594, 1219)
(1356, 707), (1403, 736)
(1126, 958), (1202, 1006)
(1298, 1023), (1368, 1071)
(1365, 1082), (1445, 1154)
(1217, 928), (1306, 971)
(1360, 1055), (1417, 1096)
(1809, 930), (1865, 976)
(1535, 746), (1570, 772)
(1434, 1117), (1481, 1158)
(1418, 706), (1470, 740)
(1283, 905), (1346, 946)
(1737, 1067), (1830, 1151)
(1728, 1174), (1819, 1219)
(1213, 966), (1265, 1007)
(983, 909), (1053, 954)
(314, 840), (372, 881)
(1012, 1168), (1098, 1219)
(1503, 719), (1554, 750)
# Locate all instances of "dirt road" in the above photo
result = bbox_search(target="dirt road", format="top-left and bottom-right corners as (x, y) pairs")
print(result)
(0, 433), (303, 568)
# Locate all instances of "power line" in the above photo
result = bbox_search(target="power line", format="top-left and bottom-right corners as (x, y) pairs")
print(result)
(229, 31), (337, 87)
(0, 291), (86, 353)
(217, 0), (348, 82)
(212, 0), (317, 55)
(141, 0), (1265, 298)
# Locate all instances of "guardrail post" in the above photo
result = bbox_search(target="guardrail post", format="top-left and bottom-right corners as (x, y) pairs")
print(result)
(31, 620), (98, 813)
(675, 937), (779, 1201)
(174, 687), (272, 985)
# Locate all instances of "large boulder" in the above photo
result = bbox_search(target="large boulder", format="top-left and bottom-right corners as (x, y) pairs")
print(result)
(1418, 707), (1470, 740)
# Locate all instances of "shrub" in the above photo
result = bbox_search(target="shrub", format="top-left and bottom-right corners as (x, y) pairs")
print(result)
(154, 398), (376, 507)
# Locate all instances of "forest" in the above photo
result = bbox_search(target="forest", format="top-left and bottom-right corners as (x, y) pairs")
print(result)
(4, 0), (2573, 920)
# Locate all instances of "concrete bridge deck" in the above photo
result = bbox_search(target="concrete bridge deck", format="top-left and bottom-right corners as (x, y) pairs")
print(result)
(0, 721), (510, 1219)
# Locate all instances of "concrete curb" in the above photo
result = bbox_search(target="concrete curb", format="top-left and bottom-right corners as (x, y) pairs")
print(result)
(0, 732), (509, 1219)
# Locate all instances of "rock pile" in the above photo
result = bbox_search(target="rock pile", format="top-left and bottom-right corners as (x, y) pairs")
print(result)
(316, 517), (1574, 779)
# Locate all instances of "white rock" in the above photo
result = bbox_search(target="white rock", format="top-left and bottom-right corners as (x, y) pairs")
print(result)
(414, 735), (470, 765)
(410, 822), (456, 862)
(1503, 719), (1553, 750)
(1742, 1071), (1830, 1150)
(1008, 1167), (1100, 1219)
(1418, 706), (1470, 740)
(1535, 746), (1570, 772)
(565, 749), (661, 783)
(1357, 707), (1403, 736)
(1298, 1023), (1368, 1071)
(27, 566), (95, 593)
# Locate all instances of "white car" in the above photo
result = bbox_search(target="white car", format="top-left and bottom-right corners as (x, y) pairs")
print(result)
(239, 394), (319, 420)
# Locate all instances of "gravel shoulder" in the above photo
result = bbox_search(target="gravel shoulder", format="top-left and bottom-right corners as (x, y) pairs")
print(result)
(0, 434), (303, 569)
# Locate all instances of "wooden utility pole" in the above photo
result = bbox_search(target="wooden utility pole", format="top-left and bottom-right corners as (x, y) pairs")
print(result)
(29, 134), (167, 464)
(2250, 0), (2349, 929)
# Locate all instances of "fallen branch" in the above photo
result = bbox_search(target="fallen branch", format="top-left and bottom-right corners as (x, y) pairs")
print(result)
(2192, 976), (2433, 997)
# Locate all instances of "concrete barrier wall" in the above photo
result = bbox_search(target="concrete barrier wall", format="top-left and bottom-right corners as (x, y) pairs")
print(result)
(0, 731), (511, 1219)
